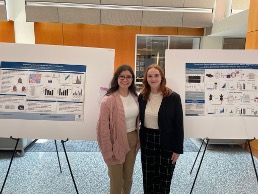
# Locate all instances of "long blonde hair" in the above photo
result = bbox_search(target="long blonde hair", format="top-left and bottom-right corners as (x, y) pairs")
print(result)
(141, 64), (172, 101)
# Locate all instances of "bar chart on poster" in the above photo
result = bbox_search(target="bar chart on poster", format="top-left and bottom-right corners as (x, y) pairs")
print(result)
(165, 49), (258, 139)
(0, 43), (114, 140)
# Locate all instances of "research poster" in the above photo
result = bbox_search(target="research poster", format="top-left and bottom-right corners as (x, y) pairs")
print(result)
(166, 49), (258, 139)
(185, 63), (258, 117)
(0, 43), (114, 140)
(0, 61), (86, 121)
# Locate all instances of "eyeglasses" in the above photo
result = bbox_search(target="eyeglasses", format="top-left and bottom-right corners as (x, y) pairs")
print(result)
(119, 75), (133, 80)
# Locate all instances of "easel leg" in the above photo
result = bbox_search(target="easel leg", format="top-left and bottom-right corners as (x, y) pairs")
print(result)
(190, 139), (205, 174)
(54, 140), (62, 173)
(61, 139), (79, 194)
(247, 140), (258, 183)
(1, 137), (20, 193)
(190, 138), (209, 194)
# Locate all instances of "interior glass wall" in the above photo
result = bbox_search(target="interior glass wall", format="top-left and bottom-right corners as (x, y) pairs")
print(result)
(135, 35), (201, 91)
(223, 38), (246, 49)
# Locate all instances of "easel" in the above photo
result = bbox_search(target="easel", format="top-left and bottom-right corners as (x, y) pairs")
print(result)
(1, 137), (79, 194)
(1, 136), (19, 194)
(189, 138), (258, 194)
(61, 139), (79, 194)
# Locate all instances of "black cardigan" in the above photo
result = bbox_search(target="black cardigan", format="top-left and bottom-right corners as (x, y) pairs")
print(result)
(138, 92), (184, 154)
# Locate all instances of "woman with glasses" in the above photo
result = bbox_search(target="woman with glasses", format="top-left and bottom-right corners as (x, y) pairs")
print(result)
(97, 64), (139, 194)
(138, 64), (184, 194)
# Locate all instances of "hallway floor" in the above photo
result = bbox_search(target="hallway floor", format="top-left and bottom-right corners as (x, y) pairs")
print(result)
(0, 139), (258, 194)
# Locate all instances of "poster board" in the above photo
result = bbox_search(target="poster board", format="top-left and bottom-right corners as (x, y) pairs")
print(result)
(0, 43), (114, 140)
(165, 49), (258, 139)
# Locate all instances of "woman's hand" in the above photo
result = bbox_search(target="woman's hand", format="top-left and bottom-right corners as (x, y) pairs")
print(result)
(171, 152), (180, 164)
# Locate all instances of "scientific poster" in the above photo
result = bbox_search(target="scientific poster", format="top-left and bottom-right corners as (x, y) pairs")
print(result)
(166, 49), (258, 138)
(0, 61), (86, 121)
(185, 63), (258, 117)
(0, 43), (114, 140)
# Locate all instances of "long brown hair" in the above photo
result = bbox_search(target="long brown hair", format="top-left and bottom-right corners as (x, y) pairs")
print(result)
(106, 64), (137, 97)
(141, 64), (172, 101)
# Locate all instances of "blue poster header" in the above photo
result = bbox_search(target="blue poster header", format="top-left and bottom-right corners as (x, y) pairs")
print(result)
(1, 61), (86, 72)
(186, 63), (258, 70)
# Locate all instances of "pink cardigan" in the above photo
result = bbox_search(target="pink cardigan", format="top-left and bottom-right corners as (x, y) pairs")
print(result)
(96, 91), (139, 165)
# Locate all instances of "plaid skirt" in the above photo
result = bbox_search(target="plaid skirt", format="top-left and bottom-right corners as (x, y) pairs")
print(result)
(140, 127), (176, 194)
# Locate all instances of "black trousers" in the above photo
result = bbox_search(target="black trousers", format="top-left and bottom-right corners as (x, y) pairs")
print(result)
(140, 127), (176, 194)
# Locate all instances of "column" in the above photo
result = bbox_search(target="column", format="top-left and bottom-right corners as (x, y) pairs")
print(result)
(245, 0), (258, 156)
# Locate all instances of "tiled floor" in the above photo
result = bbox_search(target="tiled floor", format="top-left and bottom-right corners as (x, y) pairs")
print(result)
(0, 139), (258, 194)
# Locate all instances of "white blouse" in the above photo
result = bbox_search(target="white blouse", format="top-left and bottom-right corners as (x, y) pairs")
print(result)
(120, 93), (139, 133)
(144, 93), (163, 129)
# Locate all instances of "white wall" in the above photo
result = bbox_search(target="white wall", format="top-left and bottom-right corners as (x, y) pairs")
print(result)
(200, 36), (223, 49)
(6, 0), (35, 44)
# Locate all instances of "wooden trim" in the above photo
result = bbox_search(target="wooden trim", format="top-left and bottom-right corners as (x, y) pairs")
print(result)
(0, 21), (15, 43)
(140, 26), (178, 35)
(245, 31), (258, 49)
(61, 24), (141, 70)
(34, 22), (64, 45)
(178, 27), (204, 36)
(247, 0), (258, 33)
(34, 23), (205, 70)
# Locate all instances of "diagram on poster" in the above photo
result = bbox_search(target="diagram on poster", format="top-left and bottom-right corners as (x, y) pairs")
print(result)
(185, 63), (258, 117)
(0, 61), (86, 121)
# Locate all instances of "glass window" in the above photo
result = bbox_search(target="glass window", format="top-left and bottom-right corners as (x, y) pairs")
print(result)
(223, 38), (245, 49)
(169, 37), (201, 49)
(136, 36), (168, 79)
(135, 35), (201, 92)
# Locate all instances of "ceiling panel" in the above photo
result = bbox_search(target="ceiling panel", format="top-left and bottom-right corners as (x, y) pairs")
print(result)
(101, 0), (142, 6)
(142, 11), (183, 27)
(142, 0), (184, 7)
(57, 0), (100, 3)
(101, 10), (142, 26)
(184, 0), (215, 9)
(58, 7), (100, 24)
(183, 13), (213, 28)
(26, 0), (58, 2)
(26, 0), (100, 3)
(24, 0), (215, 28)
(25, 6), (59, 22)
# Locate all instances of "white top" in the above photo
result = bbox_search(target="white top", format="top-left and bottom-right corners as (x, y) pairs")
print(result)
(144, 93), (163, 129)
(120, 93), (139, 133)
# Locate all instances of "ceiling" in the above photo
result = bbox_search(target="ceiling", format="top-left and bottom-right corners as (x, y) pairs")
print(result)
(0, 0), (250, 38)
(23, 0), (215, 28)
(209, 9), (249, 38)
